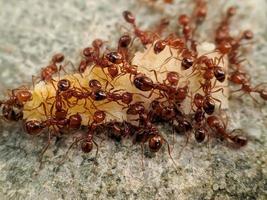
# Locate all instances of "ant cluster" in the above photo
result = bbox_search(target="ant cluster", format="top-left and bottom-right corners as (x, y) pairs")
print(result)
(0, 0), (266, 165)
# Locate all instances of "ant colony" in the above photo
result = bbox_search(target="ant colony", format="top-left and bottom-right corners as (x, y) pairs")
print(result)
(1, 0), (266, 165)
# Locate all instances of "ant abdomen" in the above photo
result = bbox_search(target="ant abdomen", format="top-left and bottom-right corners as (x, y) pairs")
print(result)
(194, 128), (206, 143)
(133, 74), (154, 91)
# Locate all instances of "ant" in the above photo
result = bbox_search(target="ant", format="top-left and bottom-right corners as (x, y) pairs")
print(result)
(1, 105), (23, 122)
(133, 72), (189, 105)
(104, 120), (136, 141)
(24, 112), (83, 167)
(127, 102), (177, 167)
(39, 53), (65, 82)
(0, 87), (32, 121)
(122, 10), (159, 46)
(228, 70), (267, 102)
(24, 113), (83, 136)
(206, 115), (247, 147)
(78, 39), (106, 73)
(117, 34), (132, 62)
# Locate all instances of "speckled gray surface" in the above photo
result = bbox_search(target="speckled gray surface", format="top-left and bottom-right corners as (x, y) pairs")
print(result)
(0, 0), (267, 199)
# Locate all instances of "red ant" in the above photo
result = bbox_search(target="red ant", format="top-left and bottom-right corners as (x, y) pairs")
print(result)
(228, 70), (267, 102)
(127, 102), (177, 167)
(123, 10), (159, 46)
(39, 53), (65, 82)
(133, 72), (189, 105)
(117, 34), (132, 62)
(0, 87), (32, 121)
(64, 110), (107, 158)
(206, 115), (247, 147)
(78, 39), (106, 73)
(24, 112), (82, 167)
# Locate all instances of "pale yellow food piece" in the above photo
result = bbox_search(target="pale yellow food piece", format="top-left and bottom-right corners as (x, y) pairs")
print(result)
(23, 42), (228, 126)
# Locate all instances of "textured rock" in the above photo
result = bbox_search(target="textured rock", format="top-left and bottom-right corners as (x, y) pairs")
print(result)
(0, 0), (266, 199)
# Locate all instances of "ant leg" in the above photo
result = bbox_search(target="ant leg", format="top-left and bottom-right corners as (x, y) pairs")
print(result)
(93, 140), (99, 161)
(59, 136), (85, 164)
(212, 87), (227, 97)
(177, 130), (190, 160)
(254, 82), (267, 91)
(212, 97), (222, 110)
(162, 137), (179, 170)
(140, 143), (145, 170)
(38, 130), (52, 169)
(32, 75), (39, 88)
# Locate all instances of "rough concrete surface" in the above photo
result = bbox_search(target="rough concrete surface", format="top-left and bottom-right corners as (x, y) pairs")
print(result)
(0, 0), (266, 199)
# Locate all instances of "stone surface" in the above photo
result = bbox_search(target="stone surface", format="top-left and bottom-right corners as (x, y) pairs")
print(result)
(0, 0), (266, 199)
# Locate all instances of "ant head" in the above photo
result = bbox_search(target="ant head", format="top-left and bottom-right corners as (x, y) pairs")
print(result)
(227, 6), (237, 18)
(93, 110), (106, 123)
(196, 6), (207, 23)
(175, 86), (188, 102)
(92, 39), (104, 49)
(194, 108), (205, 123)
(57, 79), (71, 92)
(121, 92), (133, 105)
(89, 79), (102, 90)
(122, 10), (135, 24)
(126, 102), (145, 115)
(16, 90), (32, 103)
(149, 134), (163, 152)
(51, 53), (64, 63)
(242, 30), (253, 40)
(178, 14), (190, 26)
(118, 34), (132, 48)
(83, 47), (95, 58)
(194, 93), (204, 108)
(166, 71), (179, 86)
(108, 64), (119, 78)
(218, 41), (232, 55)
